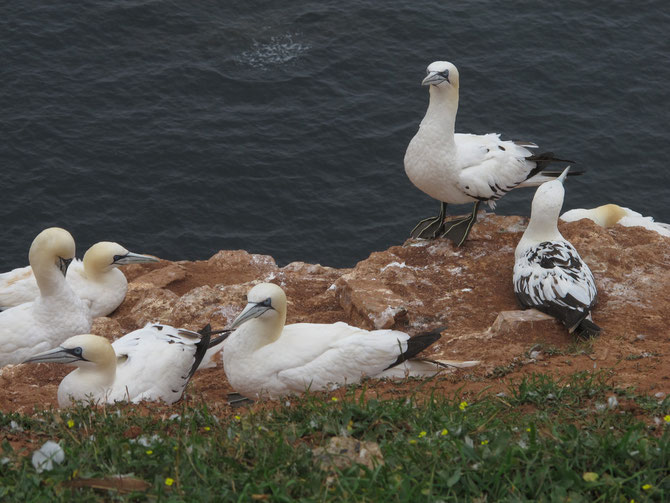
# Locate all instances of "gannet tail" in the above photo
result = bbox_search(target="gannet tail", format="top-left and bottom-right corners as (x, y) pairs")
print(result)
(384, 328), (444, 370)
(572, 317), (602, 339)
(519, 153), (582, 187)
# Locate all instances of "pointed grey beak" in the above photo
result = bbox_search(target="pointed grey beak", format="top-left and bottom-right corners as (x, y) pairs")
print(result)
(230, 302), (273, 330)
(58, 257), (73, 277)
(23, 347), (85, 365)
(557, 166), (570, 184)
(422, 71), (449, 86)
(113, 252), (160, 266)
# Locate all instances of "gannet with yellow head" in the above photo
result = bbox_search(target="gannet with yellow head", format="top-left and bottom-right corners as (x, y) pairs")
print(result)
(0, 227), (92, 367)
(222, 283), (479, 400)
(23, 323), (223, 406)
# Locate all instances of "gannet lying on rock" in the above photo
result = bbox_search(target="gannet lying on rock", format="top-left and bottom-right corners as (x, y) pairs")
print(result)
(222, 283), (479, 400)
(0, 228), (92, 367)
(24, 323), (225, 407)
(0, 242), (159, 317)
(405, 60), (576, 246)
(514, 168), (600, 337)
(561, 204), (670, 238)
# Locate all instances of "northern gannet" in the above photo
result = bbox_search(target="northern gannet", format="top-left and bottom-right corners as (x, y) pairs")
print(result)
(405, 60), (575, 246)
(23, 323), (225, 406)
(222, 283), (479, 400)
(0, 228), (92, 367)
(0, 242), (159, 317)
(513, 168), (600, 337)
(561, 204), (670, 238)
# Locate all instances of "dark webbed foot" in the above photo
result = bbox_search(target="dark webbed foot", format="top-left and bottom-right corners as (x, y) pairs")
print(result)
(438, 201), (481, 247)
(227, 392), (254, 408)
(410, 202), (448, 239)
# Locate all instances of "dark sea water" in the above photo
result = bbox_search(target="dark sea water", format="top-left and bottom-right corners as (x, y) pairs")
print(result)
(2, 1), (669, 271)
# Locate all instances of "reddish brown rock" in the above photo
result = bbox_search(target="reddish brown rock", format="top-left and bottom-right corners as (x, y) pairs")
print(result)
(1, 213), (668, 413)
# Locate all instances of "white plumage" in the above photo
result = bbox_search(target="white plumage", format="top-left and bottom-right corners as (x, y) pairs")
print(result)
(0, 241), (158, 317)
(23, 323), (215, 407)
(405, 60), (571, 245)
(513, 168), (600, 337)
(0, 228), (92, 367)
(561, 204), (670, 238)
(222, 283), (478, 400)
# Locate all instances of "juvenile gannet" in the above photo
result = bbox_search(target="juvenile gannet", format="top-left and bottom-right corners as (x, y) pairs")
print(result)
(0, 242), (159, 317)
(514, 168), (600, 337)
(222, 283), (479, 400)
(0, 228), (92, 367)
(23, 323), (224, 406)
(561, 204), (670, 238)
(405, 60), (576, 246)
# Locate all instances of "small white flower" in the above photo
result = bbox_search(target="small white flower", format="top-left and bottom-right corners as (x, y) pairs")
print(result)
(32, 441), (65, 473)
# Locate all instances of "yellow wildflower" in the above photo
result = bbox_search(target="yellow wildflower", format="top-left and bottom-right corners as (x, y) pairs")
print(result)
(165, 477), (174, 486)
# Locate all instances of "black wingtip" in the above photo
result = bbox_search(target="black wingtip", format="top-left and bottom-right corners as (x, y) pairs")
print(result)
(384, 327), (445, 371)
(187, 324), (212, 379)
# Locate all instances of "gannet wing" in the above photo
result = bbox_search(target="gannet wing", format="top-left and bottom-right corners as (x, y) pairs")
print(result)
(513, 241), (597, 331)
(110, 324), (207, 404)
(276, 325), (410, 392)
(0, 265), (39, 309)
(454, 133), (541, 202)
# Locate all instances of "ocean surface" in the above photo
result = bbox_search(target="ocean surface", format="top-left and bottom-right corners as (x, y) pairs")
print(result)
(2, 1), (669, 271)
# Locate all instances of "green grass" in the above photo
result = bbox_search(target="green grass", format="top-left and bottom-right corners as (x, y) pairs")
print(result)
(1, 371), (669, 502)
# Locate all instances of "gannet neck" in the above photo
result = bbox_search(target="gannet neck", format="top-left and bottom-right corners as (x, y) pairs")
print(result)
(421, 84), (459, 138)
(518, 179), (566, 253)
(29, 228), (76, 297)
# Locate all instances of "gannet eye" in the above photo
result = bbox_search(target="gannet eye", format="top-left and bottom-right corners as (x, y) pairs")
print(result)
(73, 347), (83, 356)
(113, 254), (125, 263)
(259, 298), (272, 308)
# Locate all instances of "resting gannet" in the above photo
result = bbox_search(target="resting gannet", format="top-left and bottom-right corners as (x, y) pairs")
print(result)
(24, 323), (225, 406)
(0, 241), (159, 317)
(222, 283), (479, 400)
(0, 228), (92, 367)
(514, 168), (600, 337)
(405, 60), (577, 246)
(561, 204), (670, 238)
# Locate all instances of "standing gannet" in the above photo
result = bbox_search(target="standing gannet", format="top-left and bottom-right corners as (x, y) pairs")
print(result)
(0, 242), (159, 317)
(222, 283), (479, 400)
(514, 168), (600, 337)
(561, 204), (670, 238)
(23, 324), (222, 406)
(0, 228), (92, 367)
(404, 60), (576, 246)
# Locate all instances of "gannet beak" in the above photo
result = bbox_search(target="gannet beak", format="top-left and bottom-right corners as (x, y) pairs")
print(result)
(23, 347), (86, 365)
(422, 70), (449, 86)
(113, 252), (160, 266)
(557, 166), (570, 184)
(230, 301), (273, 330)
(58, 257), (73, 277)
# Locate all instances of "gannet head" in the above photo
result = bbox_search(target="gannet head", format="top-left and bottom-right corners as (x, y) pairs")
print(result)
(23, 334), (116, 370)
(527, 166), (570, 233)
(230, 283), (287, 332)
(83, 241), (159, 277)
(29, 227), (76, 278)
(422, 61), (459, 89)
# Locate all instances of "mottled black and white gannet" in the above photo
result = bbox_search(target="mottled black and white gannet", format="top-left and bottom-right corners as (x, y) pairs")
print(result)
(0, 241), (159, 317)
(222, 283), (479, 400)
(561, 204), (670, 238)
(513, 168), (600, 337)
(404, 60), (575, 246)
(23, 323), (226, 407)
(0, 228), (92, 367)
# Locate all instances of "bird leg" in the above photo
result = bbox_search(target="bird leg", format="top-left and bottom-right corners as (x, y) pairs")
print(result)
(410, 202), (448, 239)
(439, 201), (481, 247)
